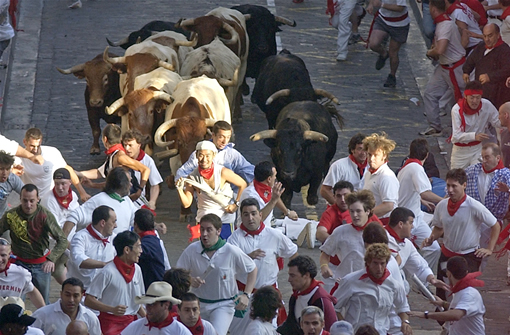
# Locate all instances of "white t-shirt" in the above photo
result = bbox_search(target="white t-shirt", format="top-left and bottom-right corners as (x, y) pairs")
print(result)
(133, 153), (163, 208)
(20, 146), (67, 200)
(86, 261), (144, 315)
(121, 317), (192, 335)
(236, 184), (273, 227)
(397, 162), (431, 225)
(227, 225), (297, 288)
(0, 134), (19, 156)
(451, 99), (500, 144)
(447, 287), (486, 335)
(0, 263), (34, 297)
(379, 0), (410, 27)
(26, 327), (44, 335)
(449, 4), (483, 48)
(40, 189), (79, 241)
(32, 300), (101, 335)
(67, 225), (116, 289)
(435, 20), (465, 65)
(432, 196), (497, 253)
(176, 242), (256, 301)
(486, 0), (503, 16)
(245, 318), (278, 335)
(323, 156), (366, 191)
(0, 0), (14, 42)
(363, 163), (399, 219)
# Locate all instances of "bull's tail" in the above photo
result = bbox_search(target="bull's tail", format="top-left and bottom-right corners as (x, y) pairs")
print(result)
(322, 101), (344, 129)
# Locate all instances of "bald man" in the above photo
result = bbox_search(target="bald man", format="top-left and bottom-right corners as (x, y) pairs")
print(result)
(463, 23), (510, 109)
(66, 320), (89, 335)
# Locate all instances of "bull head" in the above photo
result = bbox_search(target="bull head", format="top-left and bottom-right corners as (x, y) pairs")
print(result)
(177, 17), (239, 47)
(154, 117), (216, 148)
(266, 88), (339, 106)
(103, 46), (176, 73)
(274, 16), (297, 27)
(106, 91), (174, 115)
(250, 130), (328, 142)
(56, 63), (86, 77)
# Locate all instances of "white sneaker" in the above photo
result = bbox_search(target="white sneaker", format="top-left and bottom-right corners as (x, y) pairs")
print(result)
(69, 0), (82, 9)
(306, 222), (317, 249)
(296, 222), (310, 247)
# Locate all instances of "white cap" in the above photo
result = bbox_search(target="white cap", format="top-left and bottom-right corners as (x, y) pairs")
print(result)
(196, 140), (218, 153)
(329, 321), (354, 335)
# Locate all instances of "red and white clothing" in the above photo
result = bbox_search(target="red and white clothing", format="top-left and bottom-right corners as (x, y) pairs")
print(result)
(323, 156), (367, 191)
(447, 2), (482, 49)
(179, 317), (217, 335)
(450, 98), (500, 169)
(133, 152), (163, 208)
(432, 196), (497, 254)
(121, 316), (191, 335)
(333, 267), (409, 335)
(0, 262), (35, 297)
(236, 183), (273, 227)
(363, 163), (399, 220)
(41, 189), (79, 241)
(245, 318), (278, 335)
(379, 0), (410, 27)
(447, 286), (486, 335)
(32, 300), (101, 335)
(67, 225), (116, 289)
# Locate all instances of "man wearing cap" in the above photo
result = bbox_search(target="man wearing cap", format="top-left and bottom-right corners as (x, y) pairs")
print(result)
(0, 151), (24, 218)
(0, 297), (43, 335)
(329, 320), (354, 335)
(32, 277), (101, 335)
(177, 293), (217, 335)
(176, 140), (247, 240)
(66, 206), (116, 291)
(0, 184), (68, 305)
(40, 168), (80, 285)
(121, 281), (191, 335)
(450, 81), (500, 169)
(0, 303), (37, 335)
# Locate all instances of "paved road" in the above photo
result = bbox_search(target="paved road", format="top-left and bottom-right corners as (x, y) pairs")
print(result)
(1, 0), (510, 334)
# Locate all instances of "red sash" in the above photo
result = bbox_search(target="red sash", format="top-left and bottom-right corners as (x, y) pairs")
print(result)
(15, 250), (50, 264)
(98, 312), (136, 335)
(441, 57), (466, 102)
(441, 244), (463, 258)
(450, 271), (484, 295)
(501, 6), (510, 20)
(379, 11), (409, 22)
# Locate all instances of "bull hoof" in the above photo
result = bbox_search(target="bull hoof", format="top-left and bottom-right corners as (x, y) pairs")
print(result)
(165, 175), (176, 189)
(307, 194), (319, 206)
(179, 214), (194, 223)
(90, 147), (101, 155)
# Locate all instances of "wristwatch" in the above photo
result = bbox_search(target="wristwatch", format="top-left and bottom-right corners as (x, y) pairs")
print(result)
(424, 311), (429, 319)
(403, 320), (410, 324)
(235, 201), (240, 207)
(242, 291), (252, 299)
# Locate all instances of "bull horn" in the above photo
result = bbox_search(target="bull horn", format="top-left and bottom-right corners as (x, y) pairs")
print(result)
(56, 63), (85, 75)
(103, 46), (126, 64)
(106, 36), (129, 47)
(205, 119), (217, 128)
(275, 16), (297, 27)
(154, 148), (179, 160)
(303, 131), (329, 142)
(250, 130), (277, 141)
(266, 89), (290, 105)
(174, 35), (198, 47)
(220, 22), (239, 45)
(152, 91), (174, 103)
(158, 60), (175, 71)
(177, 18), (195, 28)
(217, 66), (239, 87)
(314, 89), (339, 104)
(154, 119), (178, 147)
(105, 97), (125, 115)
(244, 14), (251, 21)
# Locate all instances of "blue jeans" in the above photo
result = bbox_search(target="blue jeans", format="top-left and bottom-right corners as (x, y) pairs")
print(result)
(16, 261), (51, 304)
(422, 3), (435, 42)
(422, 177), (446, 212)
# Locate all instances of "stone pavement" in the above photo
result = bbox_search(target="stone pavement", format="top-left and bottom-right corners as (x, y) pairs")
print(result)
(0, 0), (509, 334)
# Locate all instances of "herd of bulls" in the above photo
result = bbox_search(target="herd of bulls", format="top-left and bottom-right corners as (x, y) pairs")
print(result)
(57, 4), (344, 207)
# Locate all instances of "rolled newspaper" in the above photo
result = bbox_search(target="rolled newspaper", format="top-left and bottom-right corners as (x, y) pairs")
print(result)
(411, 274), (444, 312)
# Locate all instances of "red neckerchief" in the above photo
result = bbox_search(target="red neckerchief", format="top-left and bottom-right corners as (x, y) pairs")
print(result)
(483, 159), (504, 174)
(198, 162), (214, 180)
(445, 1), (464, 15)
(104, 143), (126, 156)
(351, 220), (370, 232)
(486, 36), (505, 50)
(86, 224), (109, 247)
(349, 154), (367, 178)
(502, 6), (510, 20)
(113, 256), (135, 283)
(458, 98), (482, 132)
(138, 230), (157, 238)
(434, 13), (452, 24)
(0, 260), (11, 276)
(385, 225), (404, 244)
(359, 267), (390, 285)
(240, 222), (265, 236)
(292, 279), (323, 298)
(178, 315), (204, 335)
(253, 180), (272, 203)
(136, 149), (146, 161)
(402, 158), (422, 170)
(447, 194), (467, 216)
(52, 187), (73, 210)
(450, 271), (484, 294)
(145, 312), (174, 330)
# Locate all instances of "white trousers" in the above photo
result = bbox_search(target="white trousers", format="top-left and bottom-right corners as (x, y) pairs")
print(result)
(200, 300), (235, 335)
(322, 263), (339, 294)
(450, 144), (482, 170)
(331, 0), (357, 58)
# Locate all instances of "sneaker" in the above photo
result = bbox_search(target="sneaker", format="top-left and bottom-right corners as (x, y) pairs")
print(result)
(375, 52), (389, 70)
(306, 222), (317, 249)
(68, 0), (82, 9)
(348, 34), (361, 45)
(336, 55), (347, 61)
(383, 74), (396, 88)
(419, 126), (442, 136)
(296, 222), (310, 247)
(439, 108), (447, 117)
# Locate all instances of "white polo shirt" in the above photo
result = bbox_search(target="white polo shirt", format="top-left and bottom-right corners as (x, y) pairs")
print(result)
(66, 192), (136, 234)
(67, 226), (116, 289)
(121, 317), (191, 335)
(41, 190), (80, 241)
(432, 196), (497, 254)
(32, 300), (101, 335)
(236, 184), (273, 227)
(0, 263), (34, 297)
(86, 261), (144, 315)
(20, 146), (67, 200)
(397, 162), (431, 225)
(176, 242), (256, 301)
(227, 225), (297, 288)
(363, 163), (399, 219)
(447, 287), (486, 335)
(323, 157), (366, 191)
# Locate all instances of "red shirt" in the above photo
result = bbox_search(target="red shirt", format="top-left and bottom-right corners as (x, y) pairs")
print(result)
(461, 0), (487, 26)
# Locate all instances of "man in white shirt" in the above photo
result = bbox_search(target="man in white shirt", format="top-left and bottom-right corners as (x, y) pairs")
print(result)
(176, 213), (257, 335)
(32, 277), (101, 335)
(445, 0), (483, 51)
(121, 281), (191, 335)
(409, 256), (486, 335)
(362, 132), (399, 224)
(0, 134), (43, 165)
(0, 151), (23, 218)
(122, 130), (163, 210)
(397, 139), (443, 269)
(321, 133), (367, 203)
(20, 128), (89, 202)
(85, 231), (146, 335)
(67, 206), (117, 290)
(177, 293), (218, 335)
(422, 168), (500, 299)
(228, 198), (298, 333)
